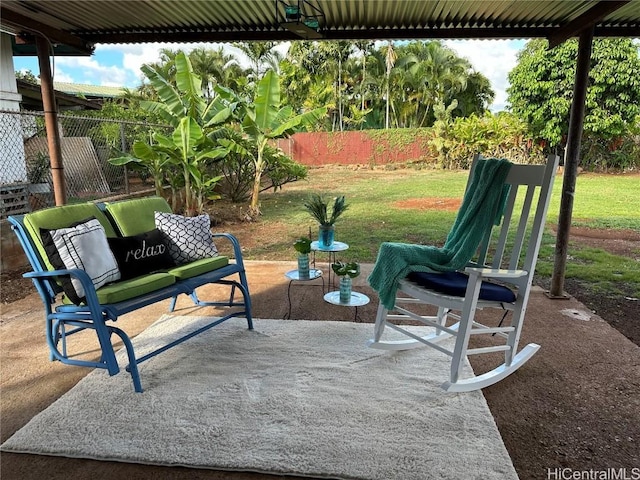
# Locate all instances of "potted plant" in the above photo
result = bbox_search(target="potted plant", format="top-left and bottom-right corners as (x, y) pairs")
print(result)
(303, 194), (348, 248)
(331, 261), (360, 303)
(293, 237), (312, 278)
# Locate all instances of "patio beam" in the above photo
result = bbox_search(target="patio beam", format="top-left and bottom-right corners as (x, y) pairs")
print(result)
(0, 7), (93, 55)
(549, 26), (595, 298)
(36, 35), (66, 206)
(547, 0), (629, 48)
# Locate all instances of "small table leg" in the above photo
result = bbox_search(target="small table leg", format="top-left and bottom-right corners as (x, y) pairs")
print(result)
(283, 272), (325, 320)
(284, 280), (294, 319)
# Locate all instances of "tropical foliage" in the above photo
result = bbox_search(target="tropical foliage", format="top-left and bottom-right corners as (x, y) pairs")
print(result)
(507, 39), (640, 157)
(281, 40), (494, 131)
(109, 52), (232, 214)
(229, 70), (327, 215)
(109, 51), (322, 215)
(429, 112), (545, 169)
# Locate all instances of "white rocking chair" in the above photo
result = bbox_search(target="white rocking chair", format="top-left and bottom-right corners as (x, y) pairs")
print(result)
(368, 153), (560, 392)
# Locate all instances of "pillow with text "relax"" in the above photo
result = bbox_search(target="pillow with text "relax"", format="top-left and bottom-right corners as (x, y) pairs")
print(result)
(41, 217), (121, 305)
(154, 211), (218, 265)
(107, 228), (176, 280)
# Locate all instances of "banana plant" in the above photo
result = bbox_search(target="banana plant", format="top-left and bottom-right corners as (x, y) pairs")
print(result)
(109, 135), (172, 198)
(110, 52), (233, 215)
(237, 69), (326, 216)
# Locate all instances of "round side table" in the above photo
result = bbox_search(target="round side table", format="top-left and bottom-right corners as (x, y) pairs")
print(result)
(283, 268), (324, 319)
(311, 241), (349, 289)
(323, 290), (370, 322)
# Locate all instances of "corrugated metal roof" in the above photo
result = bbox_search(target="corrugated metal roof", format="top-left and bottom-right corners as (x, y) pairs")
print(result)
(52, 82), (125, 98)
(2, 0), (639, 49)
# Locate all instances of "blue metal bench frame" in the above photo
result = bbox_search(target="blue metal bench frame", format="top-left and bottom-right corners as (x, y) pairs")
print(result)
(8, 213), (253, 393)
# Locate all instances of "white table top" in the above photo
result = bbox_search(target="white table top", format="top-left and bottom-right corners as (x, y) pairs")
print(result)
(285, 269), (323, 281)
(324, 291), (370, 307)
(311, 240), (349, 252)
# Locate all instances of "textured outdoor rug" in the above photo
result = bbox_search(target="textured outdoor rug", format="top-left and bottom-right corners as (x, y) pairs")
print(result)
(1, 316), (517, 480)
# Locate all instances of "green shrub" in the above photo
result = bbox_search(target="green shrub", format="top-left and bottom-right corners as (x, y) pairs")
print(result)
(429, 112), (546, 169)
(213, 128), (307, 203)
(580, 118), (640, 172)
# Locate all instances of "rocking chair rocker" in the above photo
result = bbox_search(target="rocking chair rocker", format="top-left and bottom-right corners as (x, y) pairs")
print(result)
(368, 153), (560, 392)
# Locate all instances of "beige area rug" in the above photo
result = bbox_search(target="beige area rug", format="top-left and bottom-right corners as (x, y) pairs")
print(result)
(1, 317), (517, 480)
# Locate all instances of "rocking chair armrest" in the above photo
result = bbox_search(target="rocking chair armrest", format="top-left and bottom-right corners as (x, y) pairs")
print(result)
(464, 267), (528, 280)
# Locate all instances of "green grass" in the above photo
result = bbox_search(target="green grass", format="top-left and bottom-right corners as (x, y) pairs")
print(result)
(242, 166), (640, 297)
(547, 173), (640, 230)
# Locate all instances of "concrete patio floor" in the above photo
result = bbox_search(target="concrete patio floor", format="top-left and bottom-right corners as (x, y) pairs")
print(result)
(1, 260), (638, 479)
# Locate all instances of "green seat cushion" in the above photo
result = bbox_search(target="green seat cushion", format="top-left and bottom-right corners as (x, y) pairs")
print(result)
(104, 196), (172, 236)
(93, 272), (175, 305)
(23, 203), (116, 271)
(167, 256), (229, 280)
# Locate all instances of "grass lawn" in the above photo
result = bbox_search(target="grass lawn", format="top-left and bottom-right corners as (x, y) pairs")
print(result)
(215, 165), (640, 298)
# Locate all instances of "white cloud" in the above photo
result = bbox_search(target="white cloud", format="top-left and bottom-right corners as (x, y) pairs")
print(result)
(54, 55), (130, 86)
(50, 70), (75, 83)
(444, 39), (524, 112)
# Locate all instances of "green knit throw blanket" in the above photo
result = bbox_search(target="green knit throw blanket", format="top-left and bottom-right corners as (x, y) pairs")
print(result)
(368, 158), (513, 310)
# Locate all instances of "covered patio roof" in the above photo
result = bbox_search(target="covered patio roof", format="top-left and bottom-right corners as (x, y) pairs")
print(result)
(1, 0), (639, 55)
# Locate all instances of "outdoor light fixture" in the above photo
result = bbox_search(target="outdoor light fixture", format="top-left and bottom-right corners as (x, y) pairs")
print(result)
(284, 4), (301, 21)
(276, 0), (325, 39)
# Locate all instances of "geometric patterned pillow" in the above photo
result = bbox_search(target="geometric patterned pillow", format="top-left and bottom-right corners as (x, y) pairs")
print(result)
(154, 211), (218, 265)
(40, 217), (121, 305)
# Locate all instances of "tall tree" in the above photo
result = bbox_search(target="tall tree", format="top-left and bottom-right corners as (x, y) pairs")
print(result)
(384, 41), (397, 129)
(507, 38), (640, 148)
(188, 47), (244, 99)
(354, 40), (374, 113)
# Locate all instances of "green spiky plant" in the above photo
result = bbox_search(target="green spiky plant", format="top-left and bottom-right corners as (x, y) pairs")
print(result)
(303, 194), (349, 226)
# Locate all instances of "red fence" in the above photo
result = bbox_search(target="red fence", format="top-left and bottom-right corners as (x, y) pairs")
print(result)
(277, 130), (435, 166)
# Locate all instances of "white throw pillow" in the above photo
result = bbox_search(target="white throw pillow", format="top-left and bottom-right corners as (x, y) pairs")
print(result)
(41, 217), (121, 304)
(154, 212), (218, 265)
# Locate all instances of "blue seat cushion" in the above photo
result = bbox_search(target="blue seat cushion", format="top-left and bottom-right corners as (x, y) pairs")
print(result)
(406, 271), (516, 303)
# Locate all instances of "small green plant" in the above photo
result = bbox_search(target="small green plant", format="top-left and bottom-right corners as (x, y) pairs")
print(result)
(27, 152), (50, 184)
(331, 261), (360, 278)
(293, 237), (312, 255)
(303, 194), (348, 226)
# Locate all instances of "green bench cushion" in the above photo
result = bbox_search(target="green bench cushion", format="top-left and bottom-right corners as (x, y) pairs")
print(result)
(23, 203), (116, 272)
(62, 272), (176, 305)
(104, 196), (173, 236)
(167, 256), (229, 280)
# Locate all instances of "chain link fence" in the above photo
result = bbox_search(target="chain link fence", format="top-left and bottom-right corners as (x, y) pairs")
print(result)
(0, 110), (167, 219)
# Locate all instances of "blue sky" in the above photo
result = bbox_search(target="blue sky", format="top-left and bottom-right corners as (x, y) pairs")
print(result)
(13, 39), (526, 111)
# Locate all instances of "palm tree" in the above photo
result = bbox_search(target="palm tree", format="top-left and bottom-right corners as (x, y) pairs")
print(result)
(354, 40), (374, 113)
(384, 41), (397, 129)
(422, 42), (468, 122)
(188, 47), (238, 99)
(233, 41), (280, 83)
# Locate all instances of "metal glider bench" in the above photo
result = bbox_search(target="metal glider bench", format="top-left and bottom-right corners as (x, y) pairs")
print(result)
(8, 196), (253, 393)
